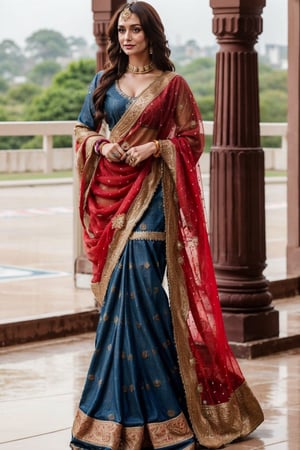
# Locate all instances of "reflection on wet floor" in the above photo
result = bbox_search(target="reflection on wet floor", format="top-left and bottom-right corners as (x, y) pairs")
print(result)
(0, 334), (300, 450)
(0, 179), (299, 449)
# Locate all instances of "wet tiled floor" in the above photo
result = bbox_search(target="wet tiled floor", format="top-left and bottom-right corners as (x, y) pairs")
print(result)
(0, 333), (299, 449)
(0, 179), (299, 449)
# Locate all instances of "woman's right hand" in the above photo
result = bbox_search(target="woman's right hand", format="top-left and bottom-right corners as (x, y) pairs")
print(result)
(101, 142), (125, 163)
(122, 141), (159, 167)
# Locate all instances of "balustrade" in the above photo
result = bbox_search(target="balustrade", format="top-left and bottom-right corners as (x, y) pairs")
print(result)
(0, 121), (287, 174)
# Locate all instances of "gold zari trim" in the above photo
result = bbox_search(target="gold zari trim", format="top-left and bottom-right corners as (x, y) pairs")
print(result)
(129, 231), (166, 240)
(78, 71), (263, 449)
(162, 161), (264, 448)
(72, 409), (194, 449)
(91, 160), (162, 308)
(110, 72), (176, 143)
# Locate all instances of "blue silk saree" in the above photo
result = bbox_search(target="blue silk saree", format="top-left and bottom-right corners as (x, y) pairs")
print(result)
(71, 185), (195, 449)
(70, 71), (264, 449)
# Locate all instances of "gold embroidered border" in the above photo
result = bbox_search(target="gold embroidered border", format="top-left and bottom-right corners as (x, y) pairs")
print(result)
(162, 165), (264, 448)
(159, 139), (176, 179)
(72, 409), (194, 450)
(74, 123), (105, 235)
(91, 160), (162, 308)
(110, 72), (177, 143)
(129, 231), (166, 241)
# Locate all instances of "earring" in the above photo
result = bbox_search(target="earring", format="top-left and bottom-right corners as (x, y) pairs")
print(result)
(149, 45), (153, 55)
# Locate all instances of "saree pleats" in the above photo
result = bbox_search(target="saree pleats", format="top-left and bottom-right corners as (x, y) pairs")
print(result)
(72, 71), (264, 450)
(71, 186), (195, 449)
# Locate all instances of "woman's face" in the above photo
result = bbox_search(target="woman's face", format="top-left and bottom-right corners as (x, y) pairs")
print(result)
(118, 12), (149, 59)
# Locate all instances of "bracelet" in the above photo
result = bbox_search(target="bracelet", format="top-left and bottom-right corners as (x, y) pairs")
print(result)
(94, 138), (110, 155)
(152, 139), (161, 158)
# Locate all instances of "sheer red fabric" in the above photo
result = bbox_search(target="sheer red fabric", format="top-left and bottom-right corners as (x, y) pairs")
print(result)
(79, 152), (151, 282)
(76, 73), (263, 446)
(78, 73), (244, 392)
(175, 138), (244, 405)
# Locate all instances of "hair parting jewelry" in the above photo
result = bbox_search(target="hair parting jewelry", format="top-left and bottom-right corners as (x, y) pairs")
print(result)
(120, 5), (132, 21)
(127, 62), (154, 74)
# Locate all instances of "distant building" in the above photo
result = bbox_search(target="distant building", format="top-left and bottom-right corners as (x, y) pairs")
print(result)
(263, 44), (288, 69)
(170, 40), (217, 65)
(171, 39), (287, 70)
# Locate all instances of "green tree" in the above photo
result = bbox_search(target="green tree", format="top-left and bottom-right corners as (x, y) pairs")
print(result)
(260, 89), (287, 147)
(27, 61), (62, 86)
(25, 30), (71, 62)
(259, 64), (287, 93)
(0, 77), (9, 93)
(53, 59), (97, 88)
(0, 83), (43, 149)
(196, 96), (215, 121)
(0, 105), (8, 121)
(0, 39), (26, 78)
(260, 90), (287, 122)
(23, 59), (96, 147)
(25, 59), (96, 120)
(177, 57), (215, 120)
(7, 83), (42, 104)
(258, 62), (287, 124)
(0, 52), (288, 151)
(182, 60), (215, 97)
(67, 36), (89, 58)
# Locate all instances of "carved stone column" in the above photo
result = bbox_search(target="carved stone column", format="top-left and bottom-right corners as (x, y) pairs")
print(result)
(209, 0), (279, 342)
(74, 0), (124, 286)
(92, 0), (124, 70)
(287, 0), (300, 276)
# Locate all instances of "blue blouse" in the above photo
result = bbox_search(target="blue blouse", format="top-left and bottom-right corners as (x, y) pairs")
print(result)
(78, 71), (135, 131)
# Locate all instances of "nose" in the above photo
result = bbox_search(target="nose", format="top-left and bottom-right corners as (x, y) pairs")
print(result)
(124, 29), (132, 41)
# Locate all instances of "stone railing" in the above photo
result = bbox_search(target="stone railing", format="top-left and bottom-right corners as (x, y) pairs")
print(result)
(0, 120), (287, 174)
(0, 121), (75, 174)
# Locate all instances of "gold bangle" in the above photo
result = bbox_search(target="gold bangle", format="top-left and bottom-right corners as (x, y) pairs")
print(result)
(153, 140), (161, 158)
(94, 138), (109, 155)
(99, 141), (107, 155)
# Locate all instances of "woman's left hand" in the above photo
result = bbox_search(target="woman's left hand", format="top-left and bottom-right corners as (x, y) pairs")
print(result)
(122, 142), (157, 167)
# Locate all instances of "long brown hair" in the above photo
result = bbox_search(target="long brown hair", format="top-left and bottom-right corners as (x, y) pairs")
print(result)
(93, 1), (175, 128)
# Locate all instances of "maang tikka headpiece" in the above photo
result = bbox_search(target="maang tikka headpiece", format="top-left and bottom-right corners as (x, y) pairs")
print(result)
(120, 4), (133, 21)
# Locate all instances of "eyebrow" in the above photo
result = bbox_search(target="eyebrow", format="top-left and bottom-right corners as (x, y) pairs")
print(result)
(118, 23), (142, 27)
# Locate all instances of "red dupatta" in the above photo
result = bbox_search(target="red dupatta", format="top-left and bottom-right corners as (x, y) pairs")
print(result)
(79, 144), (152, 281)
(75, 72), (264, 448)
(75, 72), (177, 285)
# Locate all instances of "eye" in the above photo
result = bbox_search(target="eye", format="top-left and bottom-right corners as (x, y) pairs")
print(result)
(133, 26), (142, 33)
(118, 27), (125, 33)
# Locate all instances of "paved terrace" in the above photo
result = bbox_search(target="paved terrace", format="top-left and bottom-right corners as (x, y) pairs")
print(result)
(0, 177), (294, 331)
(0, 178), (299, 449)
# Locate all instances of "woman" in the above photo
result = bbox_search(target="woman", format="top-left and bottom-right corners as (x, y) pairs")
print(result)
(70, 2), (264, 449)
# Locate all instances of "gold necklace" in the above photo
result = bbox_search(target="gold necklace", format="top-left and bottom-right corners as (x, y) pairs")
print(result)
(127, 62), (154, 74)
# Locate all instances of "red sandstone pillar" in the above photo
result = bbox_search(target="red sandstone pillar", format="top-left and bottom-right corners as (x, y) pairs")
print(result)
(287, 0), (300, 276)
(92, 0), (124, 70)
(209, 0), (279, 342)
(74, 1), (124, 285)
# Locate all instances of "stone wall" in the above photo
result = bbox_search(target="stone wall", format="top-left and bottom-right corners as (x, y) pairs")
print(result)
(0, 147), (286, 174)
(0, 148), (73, 173)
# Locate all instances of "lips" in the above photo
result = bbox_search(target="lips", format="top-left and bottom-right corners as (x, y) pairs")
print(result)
(124, 45), (134, 50)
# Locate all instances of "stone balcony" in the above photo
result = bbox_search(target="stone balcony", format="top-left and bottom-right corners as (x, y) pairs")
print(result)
(0, 121), (288, 174)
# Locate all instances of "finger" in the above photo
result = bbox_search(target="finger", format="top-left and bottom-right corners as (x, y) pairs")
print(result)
(127, 156), (137, 166)
(111, 151), (121, 159)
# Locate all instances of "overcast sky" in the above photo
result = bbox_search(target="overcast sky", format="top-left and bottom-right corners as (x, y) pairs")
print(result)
(0, 0), (287, 48)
